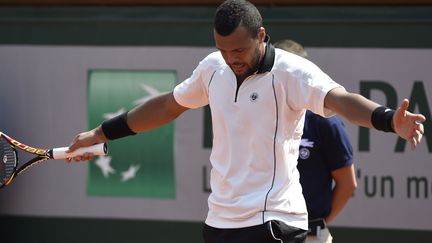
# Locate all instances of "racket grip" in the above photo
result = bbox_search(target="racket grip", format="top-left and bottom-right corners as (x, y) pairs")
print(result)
(50, 143), (108, 159)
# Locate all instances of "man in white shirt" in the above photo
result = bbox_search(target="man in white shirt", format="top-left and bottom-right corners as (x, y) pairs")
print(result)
(275, 39), (357, 243)
(67, 1), (426, 242)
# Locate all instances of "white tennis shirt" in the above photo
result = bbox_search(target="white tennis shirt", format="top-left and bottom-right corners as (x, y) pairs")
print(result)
(173, 39), (342, 230)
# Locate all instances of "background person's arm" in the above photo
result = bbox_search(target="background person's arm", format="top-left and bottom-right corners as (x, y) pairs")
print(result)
(325, 164), (357, 224)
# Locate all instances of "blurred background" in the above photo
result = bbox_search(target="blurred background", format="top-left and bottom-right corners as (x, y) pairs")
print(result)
(0, 0), (431, 242)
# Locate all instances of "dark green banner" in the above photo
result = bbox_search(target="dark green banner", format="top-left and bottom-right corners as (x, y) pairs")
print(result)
(87, 70), (176, 198)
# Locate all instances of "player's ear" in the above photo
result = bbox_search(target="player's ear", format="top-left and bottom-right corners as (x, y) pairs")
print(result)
(258, 27), (266, 43)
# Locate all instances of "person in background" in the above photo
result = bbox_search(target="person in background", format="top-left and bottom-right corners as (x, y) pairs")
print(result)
(274, 39), (357, 243)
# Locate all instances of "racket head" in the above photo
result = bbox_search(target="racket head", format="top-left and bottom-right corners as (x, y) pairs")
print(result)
(0, 131), (106, 189)
(0, 135), (18, 188)
(0, 132), (50, 189)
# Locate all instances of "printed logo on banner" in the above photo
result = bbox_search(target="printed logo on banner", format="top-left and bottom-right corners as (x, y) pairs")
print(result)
(87, 70), (176, 198)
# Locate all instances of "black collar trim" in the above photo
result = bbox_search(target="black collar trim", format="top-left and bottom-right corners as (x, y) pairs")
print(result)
(257, 35), (275, 74)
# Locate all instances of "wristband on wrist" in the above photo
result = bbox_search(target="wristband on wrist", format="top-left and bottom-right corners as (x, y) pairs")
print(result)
(371, 106), (396, 133)
(101, 112), (136, 140)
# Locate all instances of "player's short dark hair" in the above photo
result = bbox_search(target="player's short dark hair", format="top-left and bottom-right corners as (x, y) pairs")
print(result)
(214, 0), (262, 38)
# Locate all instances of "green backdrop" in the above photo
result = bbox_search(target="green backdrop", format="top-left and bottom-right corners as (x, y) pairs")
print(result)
(87, 70), (176, 198)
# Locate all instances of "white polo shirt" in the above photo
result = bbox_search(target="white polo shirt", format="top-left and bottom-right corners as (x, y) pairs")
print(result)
(173, 38), (342, 230)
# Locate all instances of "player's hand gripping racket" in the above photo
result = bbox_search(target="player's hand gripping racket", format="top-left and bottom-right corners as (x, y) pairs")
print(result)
(0, 131), (107, 188)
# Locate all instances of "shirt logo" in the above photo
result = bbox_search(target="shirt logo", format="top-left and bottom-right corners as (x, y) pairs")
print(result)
(3, 155), (7, 164)
(300, 139), (314, 148)
(250, 92), (259, 102)
(299, 147), (310, 160)
(299, 139), (314, 160)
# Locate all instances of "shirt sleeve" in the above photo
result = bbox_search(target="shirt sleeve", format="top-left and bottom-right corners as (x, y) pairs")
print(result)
(281, 53), (343, 117)
(318, 116), (354, 171)
(173, 52), (221, 109)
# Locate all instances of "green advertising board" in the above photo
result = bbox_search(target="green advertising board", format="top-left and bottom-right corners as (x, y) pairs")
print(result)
(87, 70), (176, 198)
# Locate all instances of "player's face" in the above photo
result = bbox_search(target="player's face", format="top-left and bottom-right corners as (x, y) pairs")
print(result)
(214, 26), (266, 81)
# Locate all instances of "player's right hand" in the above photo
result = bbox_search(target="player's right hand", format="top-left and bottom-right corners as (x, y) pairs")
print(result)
(66, 126), (107, 162)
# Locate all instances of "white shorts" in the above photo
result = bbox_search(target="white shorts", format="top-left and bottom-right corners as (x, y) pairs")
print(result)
(305, 228), (333, 243)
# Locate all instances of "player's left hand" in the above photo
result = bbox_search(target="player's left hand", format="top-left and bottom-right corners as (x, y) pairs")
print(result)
(393, 99), (426, 150)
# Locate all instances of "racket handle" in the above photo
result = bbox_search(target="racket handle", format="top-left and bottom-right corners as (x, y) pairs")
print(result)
(50, 143), (108, 159)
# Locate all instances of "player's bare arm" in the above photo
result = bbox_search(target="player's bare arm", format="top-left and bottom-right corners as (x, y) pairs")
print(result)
(127, 91), (189, 133)
(324, 87), (426, 149)
(67, 92), (188, 161)
(324, 87), (379, 128)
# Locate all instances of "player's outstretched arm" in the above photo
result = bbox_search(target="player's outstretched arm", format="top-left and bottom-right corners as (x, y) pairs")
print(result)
(127, 91), (189, 133)
(67, 92), (188, 161)
(325, 87), (426, 150)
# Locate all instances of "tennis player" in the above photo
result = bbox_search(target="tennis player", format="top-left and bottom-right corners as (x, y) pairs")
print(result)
(67, 1), (425, 242)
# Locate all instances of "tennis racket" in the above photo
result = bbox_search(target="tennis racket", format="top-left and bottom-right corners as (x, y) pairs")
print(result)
(0, 131), (107, 189)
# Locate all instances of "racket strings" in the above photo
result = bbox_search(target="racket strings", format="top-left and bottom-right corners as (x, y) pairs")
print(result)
(0, 139), (17, 186)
